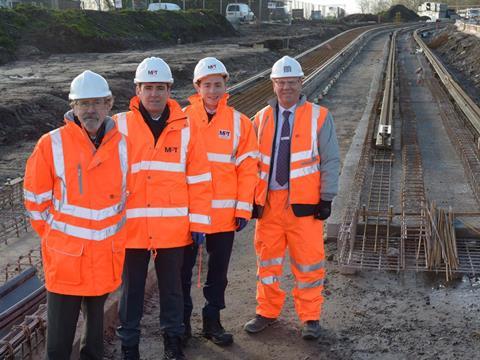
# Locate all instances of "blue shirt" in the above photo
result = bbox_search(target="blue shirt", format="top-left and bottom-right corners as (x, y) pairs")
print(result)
(269, 104), (296, 190)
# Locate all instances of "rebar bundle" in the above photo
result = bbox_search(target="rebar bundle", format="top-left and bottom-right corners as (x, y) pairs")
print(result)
(423, 202), (459, 281)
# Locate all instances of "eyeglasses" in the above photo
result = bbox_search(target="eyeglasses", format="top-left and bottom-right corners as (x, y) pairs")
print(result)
(74, 99), (110, 110)
(273, 79), (301, 88)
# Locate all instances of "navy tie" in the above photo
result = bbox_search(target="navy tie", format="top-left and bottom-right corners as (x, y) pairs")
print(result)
(276, 110), (291, 186)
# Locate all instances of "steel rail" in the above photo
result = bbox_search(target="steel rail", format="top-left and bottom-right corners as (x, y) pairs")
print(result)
(414, 29), (480, 147)
(228, 26), (378, 117)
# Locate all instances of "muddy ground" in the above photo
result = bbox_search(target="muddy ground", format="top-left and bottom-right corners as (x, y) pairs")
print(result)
(1, 22), (480, 360)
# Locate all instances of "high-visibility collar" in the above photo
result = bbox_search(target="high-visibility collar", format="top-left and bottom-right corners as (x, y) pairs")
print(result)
(129, 96), (187, 125)
(187, 93), (230, 126)
(63, 110), (117, 149)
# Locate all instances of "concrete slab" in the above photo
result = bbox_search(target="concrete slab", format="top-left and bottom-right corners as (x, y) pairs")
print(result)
(318, 33), (390, 240)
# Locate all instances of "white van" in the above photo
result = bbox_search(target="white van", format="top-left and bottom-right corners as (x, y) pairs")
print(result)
(226, 3), (255, 23)
(147, 2), (181, 11)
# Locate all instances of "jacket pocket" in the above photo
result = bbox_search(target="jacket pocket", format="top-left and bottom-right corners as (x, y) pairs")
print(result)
(45, 236), (84, 285)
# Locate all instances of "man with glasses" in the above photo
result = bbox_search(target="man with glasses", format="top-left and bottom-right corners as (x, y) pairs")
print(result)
(244, 56), (340, 340)
(114, 57), (212, 360)
(24, 70), (129, 359)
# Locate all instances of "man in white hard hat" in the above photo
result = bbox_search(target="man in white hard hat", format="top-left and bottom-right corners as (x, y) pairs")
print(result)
(180, 57), (258, 346)
(114, 57), (212, 360)
(244, 56), (340, 339)
(24, 70), (129, 359)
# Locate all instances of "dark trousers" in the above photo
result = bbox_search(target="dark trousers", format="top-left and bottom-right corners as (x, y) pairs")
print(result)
(117, 247), (185, 347)
(45, 291), (108, 360)
(181, 231), (234, 323)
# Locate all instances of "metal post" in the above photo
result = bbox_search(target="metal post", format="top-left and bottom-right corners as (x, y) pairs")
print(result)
(259, 0), (262, 23)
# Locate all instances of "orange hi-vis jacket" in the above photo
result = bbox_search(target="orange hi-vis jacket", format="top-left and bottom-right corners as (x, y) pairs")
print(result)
(24, 112), (129, 296)
(253, 97), (331, 217)
(114, 97), (212, 248)
(184, 94), (258, 232)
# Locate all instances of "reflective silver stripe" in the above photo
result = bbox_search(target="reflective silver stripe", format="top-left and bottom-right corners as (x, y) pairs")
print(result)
(116, 112), (128, 136)
(50, 129), (68, 205)
(290, 164), (320, 179)
(47, 215), (126, 241)
(232, 110), (241, 157)
(212, 199), (236, 208)
(296, 278), (324, 289)
(259, 257), (284, 267)
(260, 153), (271, 166)
(53, 198), (122, 221)
(311, 104), (320, 158)
(189, 213), (211, 225)
(187, 172), (212, 184)
(236, 201), (252, 212)
(236, 150), (259, 166)
(23, 189), (52, 204)
(131, 161), (185, 174)
(291, 150), (313, 163)
(259, 275), (279, 285)
(118, 135), (128, 213)
(207, 153), (234, 163)
(291, 258), (325, 272)
(260, 171), (268, 181)
(127, 207), (188, 218)
(256, 107), (268, 139)
(27, 210), (49, 221)
(180, 126), (190, 166)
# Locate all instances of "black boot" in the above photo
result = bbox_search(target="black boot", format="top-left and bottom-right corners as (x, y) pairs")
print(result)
(163, 334), (186, 360)
(182, 319), (192, 347)
(202, 316), (233, 346)
(121, 344), (140, 360)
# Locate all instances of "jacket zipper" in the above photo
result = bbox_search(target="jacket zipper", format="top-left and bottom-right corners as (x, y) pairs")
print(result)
(77, 164), (83, 195)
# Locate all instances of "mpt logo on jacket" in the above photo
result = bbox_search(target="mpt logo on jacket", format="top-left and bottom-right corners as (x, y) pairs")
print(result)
(218, 130), (231, 139)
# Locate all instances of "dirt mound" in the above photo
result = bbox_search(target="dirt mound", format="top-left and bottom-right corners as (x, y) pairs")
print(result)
(431, 25), (480, 100)
(0, 6), (235, 65)
(381, 4), (420, 22)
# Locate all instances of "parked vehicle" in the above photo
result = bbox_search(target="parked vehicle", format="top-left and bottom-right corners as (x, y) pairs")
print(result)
(147, 2), (181, 11)
(226, 3), (255, 23)
(269, 5), (290, 22)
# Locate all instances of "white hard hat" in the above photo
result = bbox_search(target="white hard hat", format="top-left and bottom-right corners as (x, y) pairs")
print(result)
(69, 70), (112, 100)
(134, 57), (174, 84)
(193, 57), (229, 83)
(270, 56), (304, 79)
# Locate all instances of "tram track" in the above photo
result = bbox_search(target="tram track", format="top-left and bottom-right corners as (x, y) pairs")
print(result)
(338, 26), (480, 277)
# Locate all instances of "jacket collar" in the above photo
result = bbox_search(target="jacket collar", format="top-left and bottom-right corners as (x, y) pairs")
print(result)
(267, 94), (307, 109)
(129, 96), (187, 124)
(63, 109), (116, 134)
(188, 93), (230, 110)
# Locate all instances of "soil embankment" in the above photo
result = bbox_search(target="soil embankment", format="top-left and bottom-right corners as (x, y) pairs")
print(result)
(0, 6), (235, 65)
(429, 25), (480, 103)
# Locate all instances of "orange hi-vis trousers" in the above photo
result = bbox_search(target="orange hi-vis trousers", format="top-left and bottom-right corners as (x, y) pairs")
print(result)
(254, 190), (325, 322)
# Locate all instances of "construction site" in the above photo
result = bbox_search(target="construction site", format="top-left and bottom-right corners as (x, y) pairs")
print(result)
(1, 4), (480, 360)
